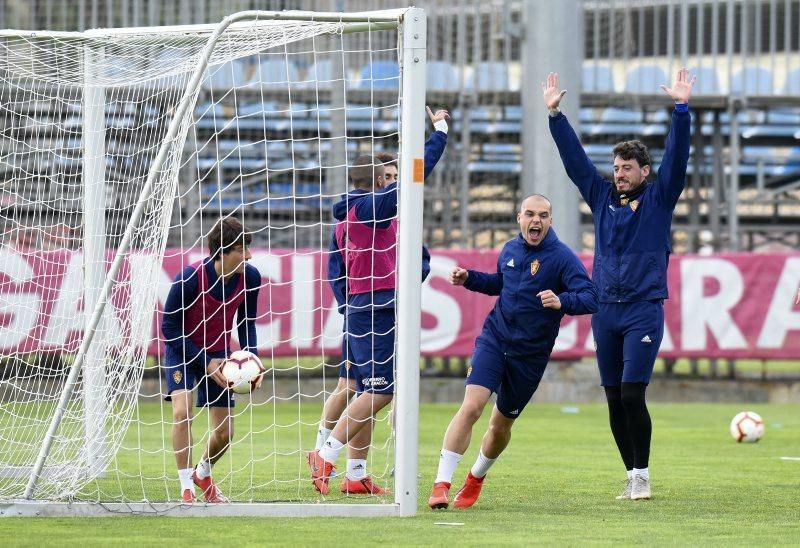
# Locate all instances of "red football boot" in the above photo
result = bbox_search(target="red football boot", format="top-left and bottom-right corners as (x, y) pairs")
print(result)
(181, 488), (196, 503)
(340, 476), (390, 495)
(428, 481), (451, 510)
(453, 471), (485, 509)
(307, 450), (336, 495)
(192, 471), (230, 503)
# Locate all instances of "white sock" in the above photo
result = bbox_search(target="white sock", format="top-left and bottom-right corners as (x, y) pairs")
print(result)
(195, 457), (212, 480)
(178, 468), (195, 491)
(318, 436), (345, 464)
(470, 450), (496, 479)
(633, 467), (649, 480)
(346, 459), (367, 480)
(315, 425), (333, 451)
(626, 469), (634, 480)
(435, 448), (463, 484)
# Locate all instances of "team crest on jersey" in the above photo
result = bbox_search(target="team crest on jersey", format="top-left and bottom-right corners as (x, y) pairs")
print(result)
(172, 370), (182, 384)
(530, 259), (540, 277)
(630, 199), (639, 212)
(466, 366), (472, 377)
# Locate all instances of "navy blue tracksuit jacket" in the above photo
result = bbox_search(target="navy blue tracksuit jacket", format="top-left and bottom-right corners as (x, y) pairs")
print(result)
(548, 107), (691, 302)
(464, 229), (598, 359)
(328, 130), (447, 314)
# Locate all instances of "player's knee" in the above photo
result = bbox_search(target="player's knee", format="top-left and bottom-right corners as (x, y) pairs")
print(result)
(171, 405), (191, 425)
(620, 383), (647, 410)
(457, 401), (484, 424)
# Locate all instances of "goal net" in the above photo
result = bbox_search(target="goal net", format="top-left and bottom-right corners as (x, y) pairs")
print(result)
(0, 8), (426, 516)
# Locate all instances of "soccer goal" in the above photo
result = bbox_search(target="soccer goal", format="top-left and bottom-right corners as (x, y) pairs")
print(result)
(0, 8), (426, 517)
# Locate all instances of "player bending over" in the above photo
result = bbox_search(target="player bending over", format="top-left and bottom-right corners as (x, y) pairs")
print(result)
(161, 217), (261, 503)
(429, 195), (597, 510)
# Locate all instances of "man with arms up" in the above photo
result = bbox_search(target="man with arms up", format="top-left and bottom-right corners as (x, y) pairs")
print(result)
(162, 217), (261, 503)
(316, 107), (450, 494)
(543, 68), (694, 500)
(428, 195), (598, 510)
(307, 154), (403, 495)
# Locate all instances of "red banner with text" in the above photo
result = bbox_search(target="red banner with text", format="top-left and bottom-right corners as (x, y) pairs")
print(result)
(2, 249), (799, 359)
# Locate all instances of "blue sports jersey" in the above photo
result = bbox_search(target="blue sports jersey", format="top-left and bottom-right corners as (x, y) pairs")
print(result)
(464, 228), (598, 359)
(548, 106), (691, 303)
(328, 130), (448, 314)
(161, 258), (261, 367)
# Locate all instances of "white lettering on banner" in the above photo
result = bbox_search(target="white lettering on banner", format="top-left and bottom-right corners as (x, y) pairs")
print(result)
(757, 257), (800, 348)
(553, 319), (576, 351)
(291, 255), (315, 349)
(420, 256), (462, 352)
(244, 253), (282, 348)
(660, 320), (675, 351)
(321, 297), (344, 349)
(129, 252), (169, 351)
(0, 251), (40, 348)
(681, 258), (747, 350)
(41, 252), (84, 346)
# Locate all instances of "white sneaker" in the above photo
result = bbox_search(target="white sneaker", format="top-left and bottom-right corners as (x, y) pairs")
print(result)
(630, 474), (651, 500)
(615, 477), (633, 500)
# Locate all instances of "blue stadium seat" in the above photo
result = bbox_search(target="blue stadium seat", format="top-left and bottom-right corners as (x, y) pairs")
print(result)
(427, 61), (460, 91)
(301, 59), (335, 89)
(247, 58), (300, 88)
(203, 59), (249, 90)
(730, 67), (774, 95)
(357, 60), (400, 89)
(689, 66), (721, 95)
(782, 67), (800, 95)
(465, 62), (509, 91)
(624, 65), (667, 94)
(583, 64), (614, 92)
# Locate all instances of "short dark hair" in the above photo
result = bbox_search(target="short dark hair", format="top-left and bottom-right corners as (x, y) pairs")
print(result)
(349, 155), (385, 190)
(208, 217), (251, 260)
(375, 151), (397, 169)
(612, 140), (651, 168)
(520, 193), (552, 214)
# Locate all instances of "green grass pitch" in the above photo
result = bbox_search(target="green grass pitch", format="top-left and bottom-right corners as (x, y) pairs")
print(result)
(1, 401), (798, 546)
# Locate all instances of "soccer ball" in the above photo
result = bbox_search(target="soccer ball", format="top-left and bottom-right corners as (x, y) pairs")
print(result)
(221, 350), (265, 394)
(729, 411), (765, 443)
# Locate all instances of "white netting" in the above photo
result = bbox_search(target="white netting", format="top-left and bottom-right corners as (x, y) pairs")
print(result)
(0, 11), (409, 510)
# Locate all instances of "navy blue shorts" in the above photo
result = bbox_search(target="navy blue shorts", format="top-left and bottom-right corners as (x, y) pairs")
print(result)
(163, 348), (234, 408)
(467, 336), (548, 419)
(592, 300), (664, 386)
(346, 309), (395, 394)
(338, 324), (358, 381)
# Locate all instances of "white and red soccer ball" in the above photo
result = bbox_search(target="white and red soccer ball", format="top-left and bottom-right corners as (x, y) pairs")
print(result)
(729, 411), (765, 443)
(221, 350), (265, 394)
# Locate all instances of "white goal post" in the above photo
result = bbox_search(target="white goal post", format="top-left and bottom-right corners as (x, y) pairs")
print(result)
(0, 8), (426, 517)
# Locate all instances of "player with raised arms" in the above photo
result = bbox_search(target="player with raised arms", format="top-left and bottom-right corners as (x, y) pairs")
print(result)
(428, 194), (598, 509)
(543, 68), (694, 500)
(161, 217), (261, 503)
(316, 107), (450, 494)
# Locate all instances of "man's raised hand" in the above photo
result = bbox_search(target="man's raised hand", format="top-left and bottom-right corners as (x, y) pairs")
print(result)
(427, 106), (450, 124)
(541, 72), (567, 110)
(537, 290), (562, 310)
(660, 67), (696, 104)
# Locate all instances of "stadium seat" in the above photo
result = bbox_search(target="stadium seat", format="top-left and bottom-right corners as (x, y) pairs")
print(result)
(427, 60), (460, 91)
(624, 65), (668, 94)
(357, 60), (400, 89)
(782, 67), (800, 95)
(730, 66), (774, 95)
(465, 62), (509, 91)
(247, 58), (300, 88)
(689, 66), (721, 95)
(203, 58), (249, 90)
(582, 64), (615, 93)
